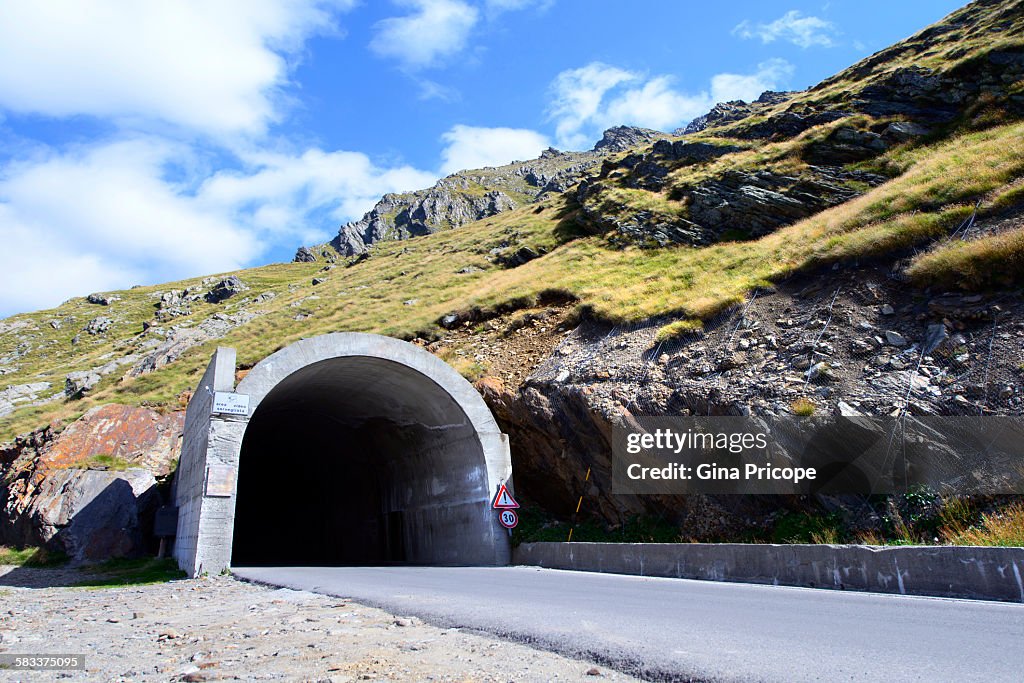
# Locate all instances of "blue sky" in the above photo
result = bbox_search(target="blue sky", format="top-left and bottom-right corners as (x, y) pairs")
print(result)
(0, 0), (965, 316)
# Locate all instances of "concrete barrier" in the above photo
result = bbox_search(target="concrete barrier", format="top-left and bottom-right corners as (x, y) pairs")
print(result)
(513, 542), (1024, 602)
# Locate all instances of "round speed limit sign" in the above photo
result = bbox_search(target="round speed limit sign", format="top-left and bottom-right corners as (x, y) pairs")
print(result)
(498, 509), (519, 529)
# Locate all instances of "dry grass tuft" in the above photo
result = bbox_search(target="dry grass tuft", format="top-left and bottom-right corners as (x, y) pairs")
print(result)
(906, 225), (1024, 289)
(941, 502), (1024, 547)
(790, 398), (817, 416)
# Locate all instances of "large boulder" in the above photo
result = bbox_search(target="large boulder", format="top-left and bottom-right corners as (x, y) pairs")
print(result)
(204, 276), (248, 304)
(22, 468), (159, 562)
(293, 246), (318, 263)
(86, 293), (119, 306)
(64, 370), (101, 398)
(0, 404), (184, 561)
(84, 316), (113, 335)
(40, 404), (183, 474)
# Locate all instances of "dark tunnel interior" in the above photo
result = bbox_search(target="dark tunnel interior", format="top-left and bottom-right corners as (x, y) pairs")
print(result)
(231, 356), (494, 567)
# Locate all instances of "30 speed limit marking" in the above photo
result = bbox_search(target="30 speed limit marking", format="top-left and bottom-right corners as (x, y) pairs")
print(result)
(498, 509), (519, 529)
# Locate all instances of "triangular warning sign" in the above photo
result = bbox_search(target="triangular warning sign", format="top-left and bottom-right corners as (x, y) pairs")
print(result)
(492, 483), (520, 509)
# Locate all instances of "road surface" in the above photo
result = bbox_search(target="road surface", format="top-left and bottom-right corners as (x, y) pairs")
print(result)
(234, 565), (1024, 682)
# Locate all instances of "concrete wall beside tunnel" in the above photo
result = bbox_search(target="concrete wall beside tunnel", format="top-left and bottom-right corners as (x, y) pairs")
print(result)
(173, 333), (513, 577)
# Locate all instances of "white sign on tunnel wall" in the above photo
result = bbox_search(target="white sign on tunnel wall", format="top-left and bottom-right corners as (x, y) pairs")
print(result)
(212, 392), (250, 416)
(205, 465), (237, 497)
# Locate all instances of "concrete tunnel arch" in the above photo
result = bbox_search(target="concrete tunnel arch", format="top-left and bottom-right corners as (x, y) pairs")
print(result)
(173, 333), (513, 577)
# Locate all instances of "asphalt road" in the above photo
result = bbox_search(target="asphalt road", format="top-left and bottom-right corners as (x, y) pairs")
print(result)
(234, 566), (1024, 682)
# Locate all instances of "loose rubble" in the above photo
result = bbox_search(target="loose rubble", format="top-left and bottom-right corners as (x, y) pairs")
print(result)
(478, 261), (1024, 532)
(0, 572), (637, 682)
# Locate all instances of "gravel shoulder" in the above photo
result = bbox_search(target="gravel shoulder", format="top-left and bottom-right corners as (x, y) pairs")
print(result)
(0, 566), (638, 682)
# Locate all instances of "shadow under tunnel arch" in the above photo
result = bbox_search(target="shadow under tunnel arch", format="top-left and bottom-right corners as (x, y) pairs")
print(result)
(231, 355), (495, 567)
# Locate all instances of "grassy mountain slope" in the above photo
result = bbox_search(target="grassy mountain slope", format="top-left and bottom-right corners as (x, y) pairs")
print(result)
(2, 0), (1023, 444)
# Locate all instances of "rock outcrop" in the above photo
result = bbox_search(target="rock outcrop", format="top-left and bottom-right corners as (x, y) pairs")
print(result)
(687, 7), (1024, 143)
(578, 158), (888, 247)
(481, 260), (1024, 531)
(592, 125), (668, 153)
(0, 382), (55, 419)
(204, 276), (248, 304)
(571, 10), (1024, 250)
(64, 370), (101, 398)
(332, 182), (519, 256)
(680, 91), (797, 135)
(293, 246), (318, 263)
(84, 316), (113, 335)
(128, 311), (258, 377)
(1, 404), (184, 561)
(327, 127), (673, 256)
(86, 293), (120, 306)
(15, 468), (161, 562)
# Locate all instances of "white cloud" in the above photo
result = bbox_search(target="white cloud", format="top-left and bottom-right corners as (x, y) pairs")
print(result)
(417, 78), (462, 102)
(370, 0), (479, 69)
(710, 58), (794, 103)
(601, 76), (713, 133)
(733, 10), (839, 49)
(0, 138), (436, 316)
(484, 0), (553, 14)
(201, 148), (436, 234)
(0, 0), (353, 136)
(485, 0), (533, 9)
(1, 139), (257, 266)
(439, 125), (550, 174)
(548, 63), (637, 150)
(548, 59), (793, 150)
(371, 0), (550, 71)
(0, 139), (257, 314)
(0, 0), (452, 317)
(0, 206), (142, 314)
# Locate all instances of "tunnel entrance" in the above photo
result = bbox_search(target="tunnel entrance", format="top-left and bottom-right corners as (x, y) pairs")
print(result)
(231, 355), (494, 566)
(172, 333), (512, 577)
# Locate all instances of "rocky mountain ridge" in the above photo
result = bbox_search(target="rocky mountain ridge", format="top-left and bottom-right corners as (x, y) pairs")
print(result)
(568, 1), (1024, 252)
(677, 90), (798, 135)
(322, 126), (671, 257)
(699, 0), (1024, 142)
